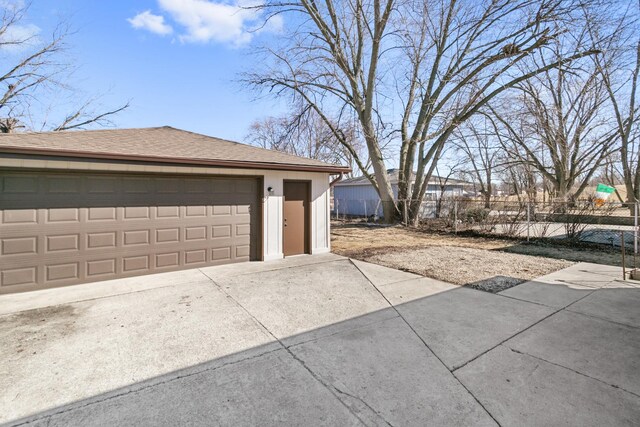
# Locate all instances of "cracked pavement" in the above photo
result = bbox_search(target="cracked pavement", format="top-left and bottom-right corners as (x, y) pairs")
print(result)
(1, 254), (638, 426)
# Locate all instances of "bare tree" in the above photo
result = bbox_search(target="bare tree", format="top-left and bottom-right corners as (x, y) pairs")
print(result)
(452, 117), (501, 208)
(491, 29), (618, 204)
(589, 2), (640, 209)
(247, 0), (599, 223)
(0, 3), (128, 133)
(246, 104), (366, 174)
(432, 154), (465, 218)
(500, 154), (541, 203)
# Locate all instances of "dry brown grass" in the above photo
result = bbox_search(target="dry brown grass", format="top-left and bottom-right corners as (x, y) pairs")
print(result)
(366, 247), (571, 289)
(331, 223), (509, 255)
(331, 221), (628, 291)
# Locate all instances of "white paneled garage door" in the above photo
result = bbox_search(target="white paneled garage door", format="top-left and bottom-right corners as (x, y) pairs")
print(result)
(0, 170), (260, 294)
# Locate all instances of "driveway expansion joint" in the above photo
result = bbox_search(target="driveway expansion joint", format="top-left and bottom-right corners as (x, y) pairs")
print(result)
(452, 288), (598, 374)
(564, 306), (640, 330)
(348, 259), (502, 427)
(214, 258), (350, 279)
(197, 268), (372, 426)
(494, 286), (598, 308)
(557, 279), (614, 289)
(284, 350), (372, 427)
(355, 272), (427, 288)
(507, 346), (640, 399)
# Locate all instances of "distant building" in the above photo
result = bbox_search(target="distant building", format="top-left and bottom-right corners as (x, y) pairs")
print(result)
(333, 168), (472, 218)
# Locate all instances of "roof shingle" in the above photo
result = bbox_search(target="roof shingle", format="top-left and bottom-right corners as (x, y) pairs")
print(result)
(0, 126), (350, 173)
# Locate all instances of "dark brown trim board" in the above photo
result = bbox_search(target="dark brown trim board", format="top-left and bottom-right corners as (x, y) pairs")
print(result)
(0, 147), (350, 174)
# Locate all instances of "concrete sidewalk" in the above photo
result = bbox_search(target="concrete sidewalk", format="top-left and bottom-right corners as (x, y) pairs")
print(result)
(1, 255), (638, 426)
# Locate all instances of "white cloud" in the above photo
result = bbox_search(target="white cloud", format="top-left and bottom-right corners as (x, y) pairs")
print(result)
(159, 0), (263, 46)
(128, 10), (174, 36)
(127, 1), (282, 46)
(127, 0), (281, 47)
(0, 23), (40, 53)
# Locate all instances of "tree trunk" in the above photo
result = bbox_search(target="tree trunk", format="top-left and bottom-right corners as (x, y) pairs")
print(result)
(408, 192), (428, 226)
(372, 160), (397, 222)
(483, 190), (491, 209)
(554, 182), (573, 212)
(483, 171), (492, 209)
(365, 129), (397, 223)
(381, 198), (397, 223)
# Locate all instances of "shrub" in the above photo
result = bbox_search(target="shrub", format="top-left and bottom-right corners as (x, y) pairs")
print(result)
(464, 207), (490, 223)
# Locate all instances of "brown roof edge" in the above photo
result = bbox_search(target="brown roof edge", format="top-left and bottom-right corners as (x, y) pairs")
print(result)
(0, 146), (352, 174)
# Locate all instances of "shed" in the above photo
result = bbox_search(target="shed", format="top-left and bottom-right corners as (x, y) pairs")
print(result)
(0, 126), (349, 294)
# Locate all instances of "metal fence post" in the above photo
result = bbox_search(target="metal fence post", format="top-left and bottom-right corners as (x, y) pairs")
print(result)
(454, 200), (458, 234)
(621, 230), (626, 280)
(634, 202), (638, 255)
(526, 202), (531, 242)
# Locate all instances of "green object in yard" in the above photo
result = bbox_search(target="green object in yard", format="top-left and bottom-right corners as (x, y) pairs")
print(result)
(595, 184), (615, 194)
(594, 183), (615, 206)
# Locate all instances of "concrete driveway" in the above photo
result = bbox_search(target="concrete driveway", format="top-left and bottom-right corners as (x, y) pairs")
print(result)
(1, 254), (638, 426)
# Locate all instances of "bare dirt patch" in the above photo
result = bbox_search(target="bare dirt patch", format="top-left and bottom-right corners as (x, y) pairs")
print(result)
(331, 221), (625, 292)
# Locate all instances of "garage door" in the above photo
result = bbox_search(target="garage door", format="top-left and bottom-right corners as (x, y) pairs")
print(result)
(0, 170), (260, 294)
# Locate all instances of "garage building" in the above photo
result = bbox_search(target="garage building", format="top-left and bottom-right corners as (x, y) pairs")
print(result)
(0, 126), (349, 294)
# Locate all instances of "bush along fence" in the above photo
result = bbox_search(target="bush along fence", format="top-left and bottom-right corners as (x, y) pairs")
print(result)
(332, 197), (640, 252)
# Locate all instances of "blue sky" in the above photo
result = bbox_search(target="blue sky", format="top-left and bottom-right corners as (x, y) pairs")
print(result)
(24, 0), (287, 142)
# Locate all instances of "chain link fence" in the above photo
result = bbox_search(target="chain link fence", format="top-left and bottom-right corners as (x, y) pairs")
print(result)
(332, 197), (639, 251)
